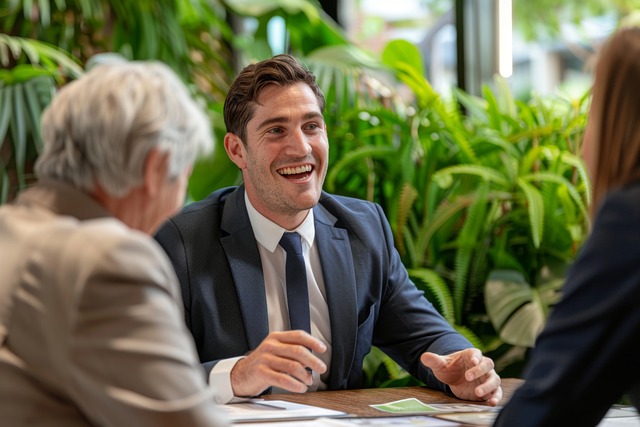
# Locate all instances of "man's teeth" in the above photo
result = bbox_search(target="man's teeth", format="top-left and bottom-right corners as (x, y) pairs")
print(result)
(279, 165), (312, 175)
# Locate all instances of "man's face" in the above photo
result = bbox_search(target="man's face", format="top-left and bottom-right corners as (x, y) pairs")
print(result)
(225, 82), (328, 229)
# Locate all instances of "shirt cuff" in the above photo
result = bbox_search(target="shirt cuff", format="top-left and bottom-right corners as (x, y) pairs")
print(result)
(209, 356), (247, 404)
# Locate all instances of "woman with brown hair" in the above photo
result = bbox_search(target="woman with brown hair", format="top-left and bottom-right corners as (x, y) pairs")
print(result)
(494, 26), (640, 426)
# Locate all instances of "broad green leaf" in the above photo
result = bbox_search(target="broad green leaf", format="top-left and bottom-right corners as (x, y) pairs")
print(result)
(485, 269), (546, 347)
(381, 39), (424, 80)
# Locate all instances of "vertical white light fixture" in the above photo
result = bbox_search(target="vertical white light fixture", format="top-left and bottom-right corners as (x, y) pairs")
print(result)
(498, 0), (513, 78)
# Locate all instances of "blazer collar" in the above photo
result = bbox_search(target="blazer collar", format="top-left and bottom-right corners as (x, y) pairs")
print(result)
(220, 186), (270, 349)
(313, 203), (358, 389)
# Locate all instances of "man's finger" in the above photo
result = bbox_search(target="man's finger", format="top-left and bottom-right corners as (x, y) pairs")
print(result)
(420, 352), (445, 369)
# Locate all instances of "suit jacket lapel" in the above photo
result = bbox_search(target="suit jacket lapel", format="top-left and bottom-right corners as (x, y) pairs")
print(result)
(220, 187), (270, 349)
(314, 204), (358, 389)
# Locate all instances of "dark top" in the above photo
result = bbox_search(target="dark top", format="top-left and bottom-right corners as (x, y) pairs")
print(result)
(494, 183), (640, 426)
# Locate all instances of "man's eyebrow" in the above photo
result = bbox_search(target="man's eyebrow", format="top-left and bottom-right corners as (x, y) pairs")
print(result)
(255, 112), (324, 131)
(256, 116), (287, 131)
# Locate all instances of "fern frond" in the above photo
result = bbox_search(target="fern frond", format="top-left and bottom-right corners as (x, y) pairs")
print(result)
(453, 248), (472, 325)
(453, 324), (485, 351)
(395, 183), (418, 257)
(453, 185), (489, 323)
(415, 195), (473, 264)
(409, 268), (455, 323)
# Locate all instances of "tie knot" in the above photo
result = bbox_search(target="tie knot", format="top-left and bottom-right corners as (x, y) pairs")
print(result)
(280, 232), (303, 256)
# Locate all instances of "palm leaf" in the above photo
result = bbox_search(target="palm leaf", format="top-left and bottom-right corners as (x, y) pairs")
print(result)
(0, 72), (55, 203)
(432, 164), (509, 189)
(0, 35), (83, 79)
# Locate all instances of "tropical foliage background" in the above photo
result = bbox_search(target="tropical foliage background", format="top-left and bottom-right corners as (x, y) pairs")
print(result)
(3, 0), (634, 386)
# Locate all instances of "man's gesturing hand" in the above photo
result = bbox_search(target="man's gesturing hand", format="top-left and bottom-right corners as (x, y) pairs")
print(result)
(420, 348), (502, 406)
(230, 330), (327, 398)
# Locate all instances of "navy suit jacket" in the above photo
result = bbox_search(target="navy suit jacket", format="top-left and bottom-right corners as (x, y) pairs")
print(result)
(494, 183), (640, 426)
(155, 186), (471, 392)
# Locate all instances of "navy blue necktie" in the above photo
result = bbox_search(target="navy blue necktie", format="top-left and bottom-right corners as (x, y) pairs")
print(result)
(279, 232), (311, 334)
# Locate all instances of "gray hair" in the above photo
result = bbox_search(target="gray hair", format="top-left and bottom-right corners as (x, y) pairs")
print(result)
(35, 60), (213, 197)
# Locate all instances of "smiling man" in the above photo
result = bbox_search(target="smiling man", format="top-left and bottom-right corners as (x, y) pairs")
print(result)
(154, 54), (502, 405)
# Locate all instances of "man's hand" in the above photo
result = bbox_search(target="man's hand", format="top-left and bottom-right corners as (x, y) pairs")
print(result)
(420, 348), (502, 406)
(230, 330), (327, 397)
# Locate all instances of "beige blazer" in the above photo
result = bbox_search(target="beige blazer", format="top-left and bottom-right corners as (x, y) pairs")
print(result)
(0, 181), (228, 426)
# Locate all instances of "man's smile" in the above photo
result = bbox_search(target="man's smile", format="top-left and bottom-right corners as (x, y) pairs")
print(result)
(277, 164), (314, 179)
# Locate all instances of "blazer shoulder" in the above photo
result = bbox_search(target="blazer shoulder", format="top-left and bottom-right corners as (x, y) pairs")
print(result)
(319, 192), (380, 214)
(74, 219), (170, 272)
(318, 192), (384, 225)
(155, 186), (243, 245)
(316, 192), (391, 246)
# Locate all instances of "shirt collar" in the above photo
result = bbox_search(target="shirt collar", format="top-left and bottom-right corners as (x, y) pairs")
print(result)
(244, 191), (315, 253)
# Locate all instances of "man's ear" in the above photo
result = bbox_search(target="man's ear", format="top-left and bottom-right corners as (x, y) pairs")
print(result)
(224, 132), (247, 169)
(142, 148), (170, 197)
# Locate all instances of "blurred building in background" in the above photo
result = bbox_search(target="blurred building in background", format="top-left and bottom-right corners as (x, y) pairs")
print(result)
(332, 0), (619, 100)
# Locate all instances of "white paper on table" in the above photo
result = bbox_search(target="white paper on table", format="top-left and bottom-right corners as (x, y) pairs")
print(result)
(222, 399), (348, 423)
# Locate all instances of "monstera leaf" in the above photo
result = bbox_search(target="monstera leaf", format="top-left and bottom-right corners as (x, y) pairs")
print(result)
(485, 268), (565, 347)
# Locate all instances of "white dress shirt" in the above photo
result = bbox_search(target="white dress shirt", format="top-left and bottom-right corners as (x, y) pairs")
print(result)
(209, 193), (332, 403)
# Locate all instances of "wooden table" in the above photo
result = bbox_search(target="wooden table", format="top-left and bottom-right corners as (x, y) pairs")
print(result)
(263, 378), (523, 423)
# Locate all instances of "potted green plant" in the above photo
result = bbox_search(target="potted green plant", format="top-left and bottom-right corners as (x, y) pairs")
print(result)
(324, 40), (591, 383)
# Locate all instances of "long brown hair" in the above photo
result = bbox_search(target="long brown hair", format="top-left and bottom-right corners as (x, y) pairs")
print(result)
(589, 27), (640, 217)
